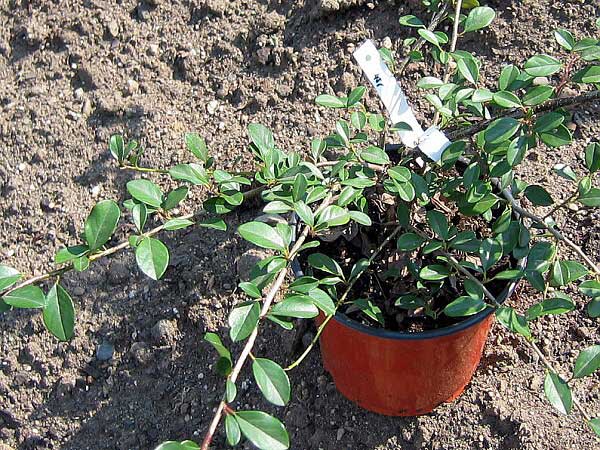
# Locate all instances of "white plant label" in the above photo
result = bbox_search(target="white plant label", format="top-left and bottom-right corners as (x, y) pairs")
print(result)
(353, 40), (451, 161)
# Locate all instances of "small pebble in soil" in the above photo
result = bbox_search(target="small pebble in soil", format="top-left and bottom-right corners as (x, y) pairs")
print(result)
(151, 319), (178, 345)
(207, 100), (219, 115)
(96, 342), (114, 361)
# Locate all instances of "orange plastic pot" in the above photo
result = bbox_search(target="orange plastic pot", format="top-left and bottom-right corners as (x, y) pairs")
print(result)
(314, 309), (495, 416)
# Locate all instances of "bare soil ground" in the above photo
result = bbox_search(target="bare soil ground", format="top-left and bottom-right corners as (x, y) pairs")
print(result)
(1, 0), (600, 449)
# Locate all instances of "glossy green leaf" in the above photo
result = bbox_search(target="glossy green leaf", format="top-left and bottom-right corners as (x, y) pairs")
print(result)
(248, 123), (275, 154)
(493, 91), (521, 108)
(554, 29), (575, 50)
(588, 298), (600, 318)
(307, 253), (344, 278)
(252, 358), (291, 406)
(456, 57), (479, 84)
(579, 280), (600, 297)
(534, 112), (564, 133)
(539, 124), (572, 148)
(0, 265), (21, 291)
(3, 285), (46, 308)
(271, 296), (318, 318)
(73, 255), (89, 272)
(524, 55), (562, 77)
(347, 86), (366, 107)
(496, 306), (531, 339)
(204, 332), (232, 376)
(127, 179), (163, 207)
(420, 265), (451, 281)
(229, 301), (260, 342)
(573, 66), (600, 84)
(426, 210), (449, 240)
(418, 29), (441, 48)
(199, 218), (227, 231)
(238, 222), (286, 252)
(523, 85), (554, 106)
(226, 415), (241, 446)
(551, 260), (588, 286)
(544, 372), (572, 415)
(484, 118), (520, 144)
(444, 296), (487, 317)
(155, 440), (199, 450)
(109, 134), (125, 161)
(163, 186), (189, 211)
(169, 163), (209, 186)
(235, 411), (289, 450)
(361, 146), (390, 165)
(132, 203), (147, 232)
(43, 283), (75, 341)
(585, 142), (600, 172)
(417, 77), (444, 89)
(55, 245), (89, 264)
(84, 200), (121, 251)
(463, 6), (495, 33)
(588, 418), (600, 436)
(317, 205), (350, 228)
(498, 65), (520, 91)
(479, 237), (502, 272)
(351, 298), (384, 325)
(164, 218), (195, 231)
(525, 295), (575, 320)
(573, 345), (600, 378)
(315, 94), (346, 108)
(397, 233), (426, 251)
(579, 188), (600, 206)
(399, 15), (424, 28)
(307, 288), (336, 316)
(135, 237), (169, 280)
(185, 132), (208, 162)
(524, 185), (554, 206)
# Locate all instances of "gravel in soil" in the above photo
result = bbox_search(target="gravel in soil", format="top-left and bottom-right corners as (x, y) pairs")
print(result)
(1, 1), (600, 449)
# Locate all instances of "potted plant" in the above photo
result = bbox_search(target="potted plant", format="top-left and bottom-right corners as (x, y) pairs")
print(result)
(1, 2), (600, 450)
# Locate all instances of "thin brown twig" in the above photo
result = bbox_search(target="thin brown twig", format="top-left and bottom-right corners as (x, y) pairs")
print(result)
(200, 193), (336, 450)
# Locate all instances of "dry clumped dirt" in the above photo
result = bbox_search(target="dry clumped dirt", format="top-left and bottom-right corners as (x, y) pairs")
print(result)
(0, 0), (600, 449)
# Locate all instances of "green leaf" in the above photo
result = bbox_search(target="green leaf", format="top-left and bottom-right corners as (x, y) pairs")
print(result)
(417, 77), (444, 89)
(0, 265), (21, 291)
(135, 237), (169, 280)
(350, 111), (367, 130)
(351, 298), (384, 326)
(127, 179), (163, 207)
(588, 418), (600, 436)
(132, 203), (147, 232)
(524, 54), (562, 77)
(399, 14), (424, 28)
(496, 306), (531, 339)
(199, 217), (227, 231)
(169, 163), (209, 186)
(229, 301), (260, 342)
(573, 66), (600, 84)
(294, 201), (314, 227)
(579, 280), (600, 297)
(397, 233), (426, 251)
(573, 345), (600, 378)
(522, 85), (554, 106)
(55, 245), (89, 264)
(164, 218), (195, 231)
(484, 118), (520, 144)
(539, 124), (572, 148)
(248, 123), (275, 154)
(361, 146), (390, 165)
(84, 200), (121, 251)
(463, 6), (495, 33)
(579, 187), (600, 207)
(163, 186), (189, 211)
(441, 141), (465, 168)
(444, 296), (487, 317)
(426, 210), (449, 240)
(395, 294), (425, 310)
(544, 372), (572, 415)
(493, 91), (521, 108)
(349, 210), (371, 226)
(316, 205), (350, 228)
(554, 29), (575, 50)
(588, 298), (600, 318)
(43, 283), (75, 341)
(73, 255), (90, 272)
(226, 379), (237, 403)
(307, 288), (336, 315)
(315, 94), (346, 108)
(238, 222), (286, 252)
(109, 134), (125, 161)
(456, 56), (479, 84)
(3, 285), (46, 308)
(498, 65), (520, 91)
(420, 265), (451, 281)
(204, 332), (232, 376)
(524, 185), (554, 206)
(534, 112), (564, 133)
(347, 86), (366, 107)
(271, 295), (318, 318)
(185, 132), (208, 162)
(292, 174), (308, 203)
(585, 142), (600, 172)
(234, 411), (289, 450)
(155, 440), (199, 450)
(525, 295), (575, 320)
(418, 29), (441, 48)
(307, 253), (344, 278)
(479, 237), (502, 272)
(551, 260), (588, 286)
(252, 358), (291, 406)
(225, 415), (241, 446)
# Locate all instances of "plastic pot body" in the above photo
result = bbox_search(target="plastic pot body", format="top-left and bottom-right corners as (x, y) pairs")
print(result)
(315, 311), (494, 416)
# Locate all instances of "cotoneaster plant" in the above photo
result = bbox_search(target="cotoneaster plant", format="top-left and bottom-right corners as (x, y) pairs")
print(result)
(1, 1), (600, 449)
